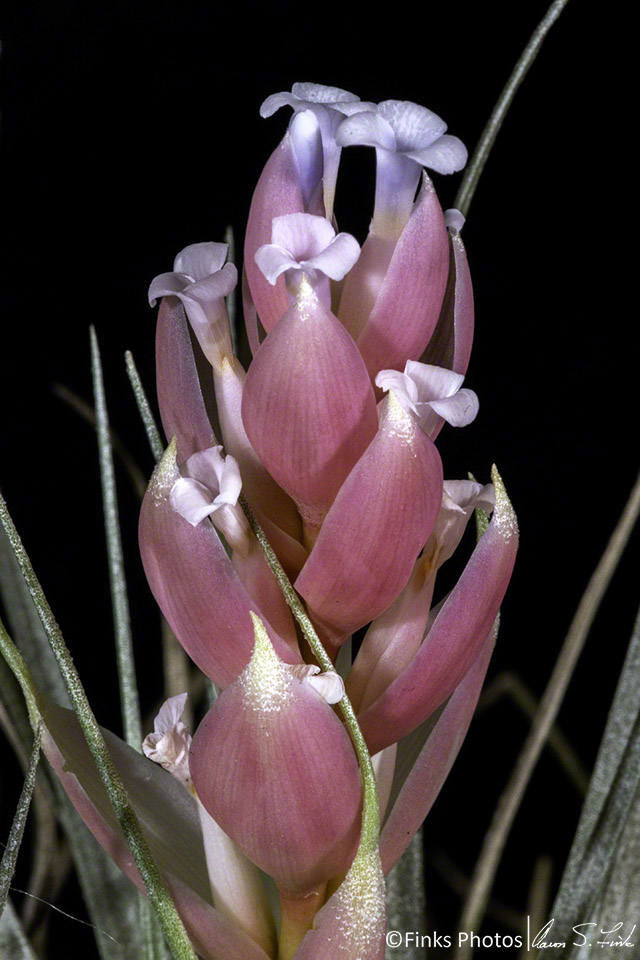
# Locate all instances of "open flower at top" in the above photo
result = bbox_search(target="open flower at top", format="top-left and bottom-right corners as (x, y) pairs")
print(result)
(376, 359), (479, 439)
(260, 81), (372, 121)
(336, 99), (467, 238)
(261, 82), (375, 218)
(246, 83), (374, 334)
(335, 99), (464, 376)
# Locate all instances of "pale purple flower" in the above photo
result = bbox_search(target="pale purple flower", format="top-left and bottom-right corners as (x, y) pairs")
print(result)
(170, 445), (250, 555)
(376, 360), (479, 438)
(337, 99), (467, 239)
(255, 212), (360, 306)
(149, 241), (237, 371)
(261, 82), (376, 218)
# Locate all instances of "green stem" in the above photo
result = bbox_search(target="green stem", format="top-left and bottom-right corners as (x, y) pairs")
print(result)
(454, 0), (571, 219)
(239, 495), (380, 851)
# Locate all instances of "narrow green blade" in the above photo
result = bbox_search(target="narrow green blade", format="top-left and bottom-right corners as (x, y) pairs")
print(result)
(90, 327), (142, 751)
(0, 727), (41, 917)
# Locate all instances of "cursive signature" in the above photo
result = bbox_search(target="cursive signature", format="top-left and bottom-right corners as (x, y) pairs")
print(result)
(532, 918), (636, 949)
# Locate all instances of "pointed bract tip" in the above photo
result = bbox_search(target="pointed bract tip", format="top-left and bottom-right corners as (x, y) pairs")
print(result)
(149, 437), (178, 502)
(299, 845), (386, 959)
(249, 610), (273, 653)
(241, 612), (291, 712)
(490, 465), (518, 542)
(382, 389), (416, 440)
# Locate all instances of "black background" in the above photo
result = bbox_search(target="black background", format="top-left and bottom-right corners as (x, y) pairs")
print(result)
(0, 0), (633, 955)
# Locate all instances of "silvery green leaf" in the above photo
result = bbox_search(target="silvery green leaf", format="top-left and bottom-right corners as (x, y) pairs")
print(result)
(0, 652), (34, 763)
(0, 727), (41, 916)
(125, 351), (164, 464)
(54, 790), (153, 960)
(1, 526), (147, 960)
(544, 604), (640, 958)
(0, 502), (198, 960)
(385, 829), (426, 960)
(0, 900), (38, 960)
(0, 524), (70, 707)
(91, 326), (142, 752)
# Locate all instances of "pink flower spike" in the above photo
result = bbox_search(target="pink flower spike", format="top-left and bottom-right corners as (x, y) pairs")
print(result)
(170, 445), (250, 555)
(241, 276), (378, 540)
(376, 359), (479, 440)
(294, 391), (443, 644)
(190, 614), (362, 896)
(139, 441), (301, 688)
(255, 213), (360, 307)
(421, 208), (475, 376)
(379, 627), (496, 875)
(155, 297), (217, 463)
(149, 242), (237, 372)
(338, 175), (449, 372)
(357, 467), (518, 754)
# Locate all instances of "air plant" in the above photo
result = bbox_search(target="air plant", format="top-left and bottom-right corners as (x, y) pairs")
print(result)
(2, 4), (639, 960)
